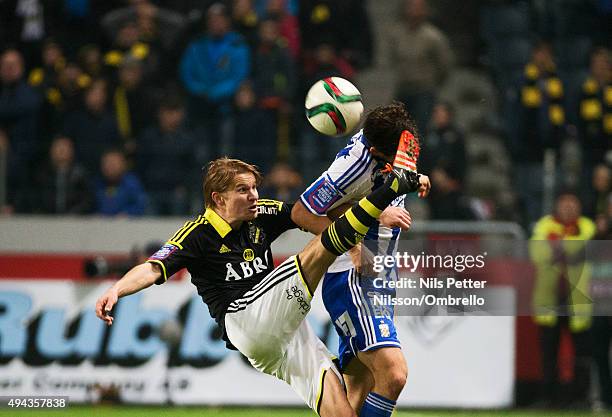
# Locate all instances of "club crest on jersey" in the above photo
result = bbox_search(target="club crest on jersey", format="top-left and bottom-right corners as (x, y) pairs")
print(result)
(248, 223), (264, 244)
(305, 177), (340, 214)
(150, 244), (178, 260)
(379, 321), (390, 338)
(243, 248), (255, 261)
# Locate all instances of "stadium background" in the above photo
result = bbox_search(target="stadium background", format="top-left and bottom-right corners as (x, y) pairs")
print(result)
(0, 0), (611, 415)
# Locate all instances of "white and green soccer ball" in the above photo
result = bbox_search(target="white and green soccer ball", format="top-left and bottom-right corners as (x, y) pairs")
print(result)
(305, 77), (364, 136)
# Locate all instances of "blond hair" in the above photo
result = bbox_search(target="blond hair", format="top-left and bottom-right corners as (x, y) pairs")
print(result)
(203, 157), (262, 208)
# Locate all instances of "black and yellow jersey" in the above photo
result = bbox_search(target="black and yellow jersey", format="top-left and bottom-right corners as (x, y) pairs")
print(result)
(147, 199), (297, 347)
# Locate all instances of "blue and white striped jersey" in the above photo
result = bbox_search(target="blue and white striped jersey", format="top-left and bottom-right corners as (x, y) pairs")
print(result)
(300, 130), (405, 272)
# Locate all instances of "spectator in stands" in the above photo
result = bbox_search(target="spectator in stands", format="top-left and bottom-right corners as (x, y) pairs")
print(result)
(31, 134), (93, 214)
(27, 38), (66, 91)
(577, 47), (611, 178)
(514, 41), (567, 229)
(231, 81), (276, 173)
(28, 41), (88, 141)
(95, 148), (146, 216)
(260, 161), (303, 202)
(265, 0), (300, 60)
(583, 163), (611, 219)
(179, 2), (250, 158)
(103, 20), (161, 84)
(427, 162), (476, 220)
(421, 101), (467, 185)
(136, 93), (197, 216)
(231, 0), (260, 52)
(388, 0), (452, 134)
(529, 190), (595, 408)
(299, 0), (373, 70)
(101, 0), (185, 52)
(63, 78), (120, 174)
(0, 48), (42, 212)
(111, 56), (157, 155)
(253, 17), (295, 103)
(78, 44), (104, 79)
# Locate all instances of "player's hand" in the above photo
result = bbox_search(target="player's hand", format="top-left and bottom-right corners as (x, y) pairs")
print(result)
(380, 206), (412, 230)
(95, 287), (119, 326)
(348, 243), (363, 273)
(417, 174), (431, 198)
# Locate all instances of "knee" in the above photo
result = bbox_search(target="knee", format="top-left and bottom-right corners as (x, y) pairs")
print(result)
(374, 361), (407, 398)
(386, 365), (408, 395)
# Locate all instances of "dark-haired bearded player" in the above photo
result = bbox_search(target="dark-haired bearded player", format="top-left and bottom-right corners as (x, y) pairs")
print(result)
(293, 102), (428, 416)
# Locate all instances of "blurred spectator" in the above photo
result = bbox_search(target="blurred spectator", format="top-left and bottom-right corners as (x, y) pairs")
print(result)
(179, 2), (250, 158)
(253, 17), (295, 101)
(259, 161), (303, 202)
(231, 81), (276, 173)
(427, 163), (476, 220)
(27, 38), (66, 90)
(302, 43), (355, 97)
(388, 0), (452, 134)
(0, 48), (42, 212)
(529, 190), (596, 408)
(78, 44), (104, 78)
(95, 148), (146, 216)
(231, 0), (260, 52)
(111, 56), (157, 154)
(63, 78), (120, 174)
(583, 163), (611, 218)
(136, 93), (198, 216)
(101, 0), (186, 52)
(31, 134), (93, 214)
(577, 47), (611, 177)
(28, 41), (91, 141)
(514, 41), (566, 228)
(103, 20), (161, 84)
(265, 0), (300, 60)
(42, 61), (93, 135)
(299, 0), (373, 70)
(421, 101), (467, 184)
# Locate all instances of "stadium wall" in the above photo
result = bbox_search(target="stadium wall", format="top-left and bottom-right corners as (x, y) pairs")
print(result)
(0, 216), (515, 408)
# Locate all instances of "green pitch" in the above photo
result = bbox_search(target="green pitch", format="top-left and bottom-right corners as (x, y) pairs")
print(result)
(1, 406), (610, 417)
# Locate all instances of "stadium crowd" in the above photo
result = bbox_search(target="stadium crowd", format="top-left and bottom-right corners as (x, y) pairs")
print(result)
(0, 0), (372, 216)
(0, 0), (609, 230)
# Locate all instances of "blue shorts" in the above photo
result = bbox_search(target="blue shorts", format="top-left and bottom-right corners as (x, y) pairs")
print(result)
(322, 268), (401, 370)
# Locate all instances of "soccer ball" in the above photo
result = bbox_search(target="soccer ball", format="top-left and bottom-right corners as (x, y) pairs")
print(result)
(305, 77), (364, 136)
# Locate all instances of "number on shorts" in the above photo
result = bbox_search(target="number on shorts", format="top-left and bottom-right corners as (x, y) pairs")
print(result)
(335, 311), (357, 337)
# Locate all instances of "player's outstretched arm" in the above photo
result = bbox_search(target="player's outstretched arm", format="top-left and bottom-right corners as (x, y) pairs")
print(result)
(95, 262), (162, 326)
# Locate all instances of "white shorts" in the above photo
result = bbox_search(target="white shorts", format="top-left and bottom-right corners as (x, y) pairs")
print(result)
(225, 255), (341, 413)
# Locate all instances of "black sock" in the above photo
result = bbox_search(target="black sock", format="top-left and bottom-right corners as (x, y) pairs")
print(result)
(321, 175), (400, 256)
